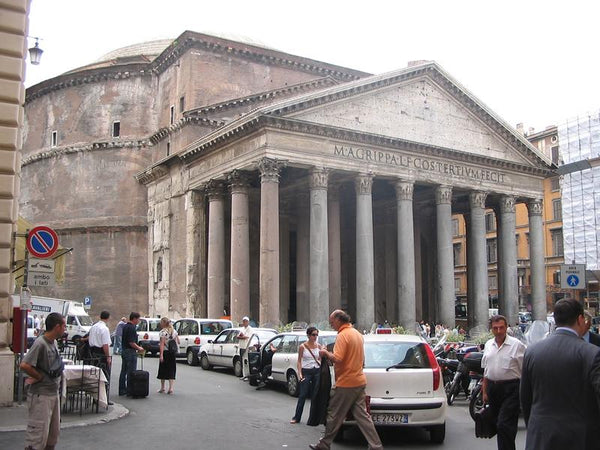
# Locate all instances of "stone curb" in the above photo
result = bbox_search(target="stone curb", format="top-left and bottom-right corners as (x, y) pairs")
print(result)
(0, 403), (129, 433)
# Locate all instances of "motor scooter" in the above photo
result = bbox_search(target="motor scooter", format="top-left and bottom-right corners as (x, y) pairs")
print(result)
(446, 344), (479, 405)
(463, 351), (484, 420)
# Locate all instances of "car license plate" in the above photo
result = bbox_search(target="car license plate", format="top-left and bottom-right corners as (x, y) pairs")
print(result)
(371, 413), (408, 424)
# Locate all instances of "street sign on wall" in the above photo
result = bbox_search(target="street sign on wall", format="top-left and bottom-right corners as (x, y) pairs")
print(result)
(27, 258), (55, 273)
(26, 226), (59, 258)
(30, 272), (55, 287)
(560, 264), (586, 289)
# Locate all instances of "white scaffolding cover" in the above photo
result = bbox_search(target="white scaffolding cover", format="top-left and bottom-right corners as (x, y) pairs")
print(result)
(560, 110), (600, 270)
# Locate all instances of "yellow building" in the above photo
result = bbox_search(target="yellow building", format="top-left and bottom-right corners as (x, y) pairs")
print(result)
(453, 125), (567, 321)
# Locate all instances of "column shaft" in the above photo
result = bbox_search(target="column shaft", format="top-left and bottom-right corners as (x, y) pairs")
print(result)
(396, 180), (416, 329)
(296, 194), (310, 322)
(229, 171), (250, 324)
(206, 181), (226, 319)
(528, 199), (546, 320)
(436, 186), (455, 328)
(185, 190), (206, 317)
(355, 174), (375, 330)
(258, 158), (283, 326)
(328, 187), (342, 312)
(309, 168), (329, 324)
(469, 191), (489, 330)
(499, 196), (518, 326)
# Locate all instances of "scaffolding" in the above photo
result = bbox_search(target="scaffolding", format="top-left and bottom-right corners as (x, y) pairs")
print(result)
(559, 110), (600, 270)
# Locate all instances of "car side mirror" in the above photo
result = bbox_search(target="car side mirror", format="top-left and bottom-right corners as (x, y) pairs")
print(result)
(207, 339), (213, 344)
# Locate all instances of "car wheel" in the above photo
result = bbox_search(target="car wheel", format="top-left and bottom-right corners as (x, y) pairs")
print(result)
(200, 353), (212, 370)
(233, 357), (243, 378)
(287, 371), (299, 397)
(187, 350), (199, 366)
(429, 423), (446, 444)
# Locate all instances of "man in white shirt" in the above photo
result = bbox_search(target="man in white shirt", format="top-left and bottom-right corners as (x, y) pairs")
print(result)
(237, 316), (253, 380)
(481, 314), (526, 450)
(88, 310), (113, 403)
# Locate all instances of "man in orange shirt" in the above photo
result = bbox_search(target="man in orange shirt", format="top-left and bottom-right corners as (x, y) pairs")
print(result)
(309, 309), (383, 450)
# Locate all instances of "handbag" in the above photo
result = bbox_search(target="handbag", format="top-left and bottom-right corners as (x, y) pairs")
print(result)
(475, 405), (497, 439)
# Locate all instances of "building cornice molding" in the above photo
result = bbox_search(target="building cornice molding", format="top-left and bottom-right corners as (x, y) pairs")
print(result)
(136, 165), (170, 185)
(180, 115), (554, 177)
(148, 117), (224, 145)
(21, 139), (150, 167)
(25, 31), (367, 103)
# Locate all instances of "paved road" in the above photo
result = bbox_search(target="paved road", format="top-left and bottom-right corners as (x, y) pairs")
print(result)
(0, 357), (527, 449)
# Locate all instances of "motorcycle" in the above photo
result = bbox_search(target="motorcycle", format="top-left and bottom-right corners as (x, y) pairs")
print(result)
(464, 351), (485, 420)
(446, 344), (479, 405)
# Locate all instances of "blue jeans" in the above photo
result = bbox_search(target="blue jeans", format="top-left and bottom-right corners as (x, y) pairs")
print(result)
(113, 335), (122, 355)
(119, 348), (137, 395)
(292, 367), (320, 422)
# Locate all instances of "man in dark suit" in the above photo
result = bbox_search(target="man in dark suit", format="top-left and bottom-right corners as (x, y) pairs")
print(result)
(521, 298), (600, 450)
(583, 311), (600, 347)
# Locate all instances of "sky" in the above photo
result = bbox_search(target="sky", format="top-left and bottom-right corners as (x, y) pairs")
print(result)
(25, 0), (599, 133)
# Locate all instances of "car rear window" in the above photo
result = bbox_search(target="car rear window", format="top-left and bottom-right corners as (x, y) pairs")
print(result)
(200, 321), (232, 335)
(148, 320), (161, 332)
(364, 342), (432, 369)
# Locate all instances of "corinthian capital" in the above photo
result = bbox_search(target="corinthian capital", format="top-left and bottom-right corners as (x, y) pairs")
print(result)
(395, 180), (414, 201)
(227, 169), (252, 194)
(435, 185), (452, 205)
(500, 195), (516, 214)
(258, 157), (286, 183)
(469, 191), (487, 209)
(355, 173), (373, 195)
(527, 198), (543, 216)
(204, 179), (226, 199)
(309, 167), (329, 190)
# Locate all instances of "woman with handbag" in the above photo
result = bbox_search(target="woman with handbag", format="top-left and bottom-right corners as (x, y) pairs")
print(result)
(290, 327), (323, 424)
(157, 317), (179, 394)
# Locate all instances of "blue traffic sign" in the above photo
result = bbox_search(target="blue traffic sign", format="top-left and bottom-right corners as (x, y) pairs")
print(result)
(84, 297), (92, 306)
(26, 226), (59, 258)
(567, 274), (580, 287)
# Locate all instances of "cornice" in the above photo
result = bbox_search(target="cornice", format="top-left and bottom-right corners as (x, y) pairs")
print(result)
(21, 139), (150, 167)
(136, 165), (170, 185)
(150, 31), (369, 81)
(25, 31), (367, 104)
(180, 115), (554, 177)
(148, 117), (224, 145)
(25, 64), (151, 103)
(185, 77), (339, 118)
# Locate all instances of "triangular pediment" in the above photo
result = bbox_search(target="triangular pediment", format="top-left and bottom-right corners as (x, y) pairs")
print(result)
(269, 66), (546, 168)
(179, 63), (553, 171)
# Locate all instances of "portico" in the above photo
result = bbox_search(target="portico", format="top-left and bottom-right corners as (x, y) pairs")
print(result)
(139, 62), (553, 331)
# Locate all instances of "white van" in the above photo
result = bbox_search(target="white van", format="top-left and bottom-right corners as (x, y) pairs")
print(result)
(12, 295), (93, 342)
(137, 317), (162, 356)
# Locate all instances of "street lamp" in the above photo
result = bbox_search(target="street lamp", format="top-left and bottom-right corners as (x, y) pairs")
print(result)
(28, 38), (43, 65)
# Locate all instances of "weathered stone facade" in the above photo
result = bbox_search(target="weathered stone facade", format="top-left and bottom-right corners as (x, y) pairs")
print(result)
(21, 31), (367, 322)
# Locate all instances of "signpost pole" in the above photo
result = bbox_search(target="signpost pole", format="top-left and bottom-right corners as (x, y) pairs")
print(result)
(17, 243), (30, 405)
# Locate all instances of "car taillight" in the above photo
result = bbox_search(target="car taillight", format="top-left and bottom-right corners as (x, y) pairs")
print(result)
(194, 337), (200, 345)
(424, 342), (441, 391)
(143, 333), (149, 340)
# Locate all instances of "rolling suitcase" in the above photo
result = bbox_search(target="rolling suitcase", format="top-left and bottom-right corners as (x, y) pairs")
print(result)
(128, 356), (149, 398)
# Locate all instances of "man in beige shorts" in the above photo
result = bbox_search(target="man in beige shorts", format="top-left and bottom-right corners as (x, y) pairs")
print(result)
(20, 312), (66, 450)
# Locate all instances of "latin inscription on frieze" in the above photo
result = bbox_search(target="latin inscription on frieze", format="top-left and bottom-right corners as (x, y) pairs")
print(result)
(333, 145), (505, 184)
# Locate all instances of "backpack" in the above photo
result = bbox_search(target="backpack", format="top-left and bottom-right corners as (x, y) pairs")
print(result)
(167, 337), (178, 355)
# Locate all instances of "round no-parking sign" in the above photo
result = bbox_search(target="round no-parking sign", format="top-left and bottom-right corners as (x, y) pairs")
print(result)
(26, 226), (59, 258)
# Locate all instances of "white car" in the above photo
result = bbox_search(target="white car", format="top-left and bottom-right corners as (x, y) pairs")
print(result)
(198, 327), (277, 377)
(173, 318), (233, 365)
(339, 334), (447, 444)
(136, 317), (162, 356)
(248, 330), (337, 396)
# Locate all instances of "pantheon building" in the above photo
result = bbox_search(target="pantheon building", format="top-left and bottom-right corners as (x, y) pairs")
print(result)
(22, 31), (553, 330)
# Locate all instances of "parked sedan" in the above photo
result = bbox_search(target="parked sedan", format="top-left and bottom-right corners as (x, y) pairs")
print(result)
(248, 330), (337, 396)
(198, 327), (277, 377)
(339, 334), (447, 444)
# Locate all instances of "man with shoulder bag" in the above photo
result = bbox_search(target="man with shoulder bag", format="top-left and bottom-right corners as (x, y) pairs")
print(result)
(20, 312), (67, 450)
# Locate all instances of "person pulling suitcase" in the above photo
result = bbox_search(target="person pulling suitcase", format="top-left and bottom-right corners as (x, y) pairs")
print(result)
(118, 312), (145, 397)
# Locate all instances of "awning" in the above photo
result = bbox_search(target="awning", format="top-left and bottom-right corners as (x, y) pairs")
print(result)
(12, 216), (70, 289)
